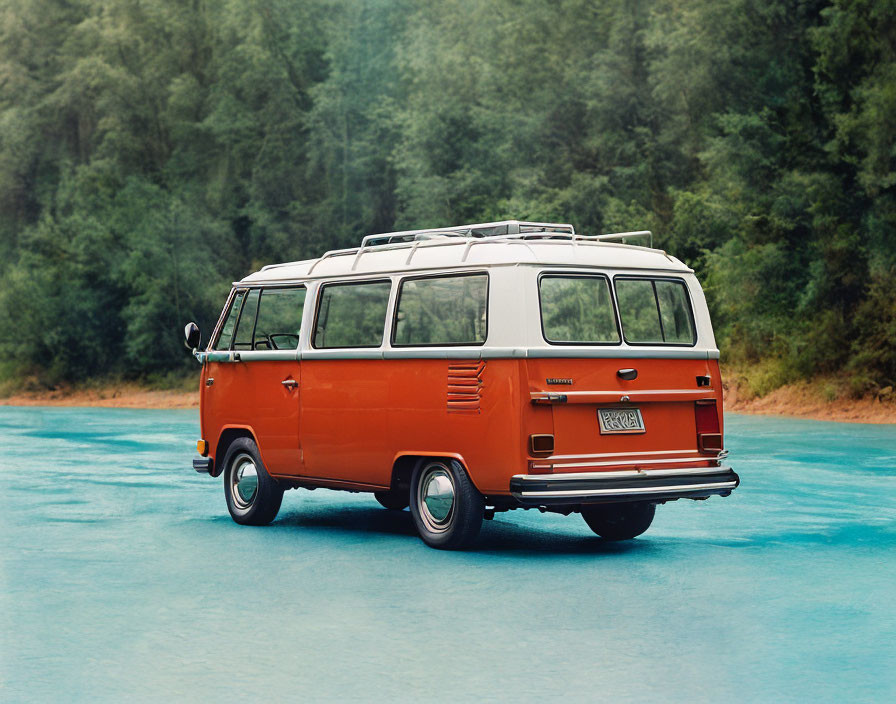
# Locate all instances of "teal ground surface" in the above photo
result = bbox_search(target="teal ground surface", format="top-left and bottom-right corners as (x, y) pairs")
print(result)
(1, 408), (894, 702)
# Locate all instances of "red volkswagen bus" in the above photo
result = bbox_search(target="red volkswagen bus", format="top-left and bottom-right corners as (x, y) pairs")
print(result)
(185, 221), (738, 549)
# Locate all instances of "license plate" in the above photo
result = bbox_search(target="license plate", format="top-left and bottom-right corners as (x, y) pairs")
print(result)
(597, 407), (645, 434)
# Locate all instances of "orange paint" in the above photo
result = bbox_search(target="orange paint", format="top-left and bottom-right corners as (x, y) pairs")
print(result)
(200, 356), (724, 496)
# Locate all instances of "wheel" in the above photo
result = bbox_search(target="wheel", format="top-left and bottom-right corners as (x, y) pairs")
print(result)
(581, 502), (656, 540)
(374, 490), (409, 511)
(222, 437), (284, 526)
(409, 459), (484, 549)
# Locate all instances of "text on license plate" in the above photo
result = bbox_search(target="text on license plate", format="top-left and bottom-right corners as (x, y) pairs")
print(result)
(597, 407), (646, 434)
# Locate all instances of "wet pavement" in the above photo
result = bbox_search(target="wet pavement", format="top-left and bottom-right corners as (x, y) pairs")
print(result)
(1, 407), (894, 702)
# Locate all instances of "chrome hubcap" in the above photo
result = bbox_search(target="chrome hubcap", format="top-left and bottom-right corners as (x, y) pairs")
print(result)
(418, 463), (455, 533)
(230, 454), (258, 509)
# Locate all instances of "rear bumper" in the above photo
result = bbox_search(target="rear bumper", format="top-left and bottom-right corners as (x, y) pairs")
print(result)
(510, 466), (739, 506)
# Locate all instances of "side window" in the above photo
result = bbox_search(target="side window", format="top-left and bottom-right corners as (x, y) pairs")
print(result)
(393, 274), (488, 346)
(213, 290), (245, 350)
(539, 275), (620, 344)
(615, 278), (696, 345)
(253, 287), (306, 350)
(313, 280), (391, 348)
(232, 289), (260, 350)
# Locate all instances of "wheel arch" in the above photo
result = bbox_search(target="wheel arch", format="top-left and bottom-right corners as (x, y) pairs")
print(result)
(213, 425), (258, 477)
(390, 451), (471, 493)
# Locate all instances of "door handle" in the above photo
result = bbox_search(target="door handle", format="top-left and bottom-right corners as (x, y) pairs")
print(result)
(281, 379), (299, 389)
(617, 368), (638, 380)
(206, 378), (215, 386)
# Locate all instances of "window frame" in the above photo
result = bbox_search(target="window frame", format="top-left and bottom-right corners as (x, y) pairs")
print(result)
(212, 287), (248, 351)
(249, 284), (307, 351)
(612, 275), (698, 347)
(537, 271), (623, 347)
(212, 284), (309, 353)
(310, 278), (394, 350)
(231, 288), (261, 351)
(390, 271), (490, 348)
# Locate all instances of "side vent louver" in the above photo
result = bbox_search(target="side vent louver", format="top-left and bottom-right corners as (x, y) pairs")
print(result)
(447, 361), (485, 413)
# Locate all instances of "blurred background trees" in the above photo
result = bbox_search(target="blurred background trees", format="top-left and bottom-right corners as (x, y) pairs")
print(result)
(0, 0), (893, 391)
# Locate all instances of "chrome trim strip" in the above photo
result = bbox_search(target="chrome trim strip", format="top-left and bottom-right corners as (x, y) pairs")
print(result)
(531, 389), (715, 401)
(270, 349), (723, 362)
(544, 457), (720, 470)
(481, 347), (528, 359)
(513, 466), (730, 482)
(547, 449), (712, 460)
(383, 348), (481, 360)
(226, 350), (299, 362)
(526, 348), (717, 360)
(301, 349), (385, 360)
(517, 480), (737, 499)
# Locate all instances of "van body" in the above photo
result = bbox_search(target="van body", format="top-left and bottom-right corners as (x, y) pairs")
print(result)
(188, 221), (738, 548)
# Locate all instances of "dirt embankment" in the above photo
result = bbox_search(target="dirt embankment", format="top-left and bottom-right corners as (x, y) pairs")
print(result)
(723, 378), (896, 424)
(2, 377), (894, 423)
(0, 384), (198, 409)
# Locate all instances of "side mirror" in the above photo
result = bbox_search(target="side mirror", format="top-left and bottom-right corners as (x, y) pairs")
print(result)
(184, 322), (201, 350)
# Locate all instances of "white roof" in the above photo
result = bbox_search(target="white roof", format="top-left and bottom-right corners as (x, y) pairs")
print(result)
(239, 238), (692, 285)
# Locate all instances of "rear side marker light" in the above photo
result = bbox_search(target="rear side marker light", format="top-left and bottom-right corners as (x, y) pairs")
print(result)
(197, 440), (209, 456)
(529, 434), (554, 457)
(695, 400), (721, 455)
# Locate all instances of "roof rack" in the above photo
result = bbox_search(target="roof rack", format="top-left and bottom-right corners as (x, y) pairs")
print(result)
(361, 220), (575, 247)
(283, 222), (655, 276)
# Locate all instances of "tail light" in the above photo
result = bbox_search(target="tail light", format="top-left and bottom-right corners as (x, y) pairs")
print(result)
(529, 434), (554, 457)
(695, 400), (722, 453)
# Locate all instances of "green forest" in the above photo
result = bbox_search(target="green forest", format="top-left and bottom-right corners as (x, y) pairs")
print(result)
(0, 0), (894, 395)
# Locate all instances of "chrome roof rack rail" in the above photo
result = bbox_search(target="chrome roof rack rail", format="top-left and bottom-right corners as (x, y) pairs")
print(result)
(358, 220), (575, 268)
(361, 220), (575, 248)
(305, 247), (358, 275)
(264, 224), (655, 276)
(583, 230), (653, 248)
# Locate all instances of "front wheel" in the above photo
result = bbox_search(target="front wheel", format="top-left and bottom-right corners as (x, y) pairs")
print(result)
(581, 502), (655, 541)
(223, 437), (283, 526)
(409, 459), (484, 549)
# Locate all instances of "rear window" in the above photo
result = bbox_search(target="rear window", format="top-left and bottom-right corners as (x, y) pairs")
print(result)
(539, 275), (620, 344)
(393, 273), (488, 346)
(313, 280), (391, 348)
(614, 278), (696, 345)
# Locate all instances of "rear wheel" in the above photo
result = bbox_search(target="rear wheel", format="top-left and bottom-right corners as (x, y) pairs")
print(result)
(581, 502), (655, 541)
(223, 437), (283, 526)
(409, 459), (483, 549)
(374, 490), (409, 511)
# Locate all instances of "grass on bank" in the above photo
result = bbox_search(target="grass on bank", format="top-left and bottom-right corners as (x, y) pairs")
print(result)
(721, 360), (896, 406)
(0, 365), (196, 400)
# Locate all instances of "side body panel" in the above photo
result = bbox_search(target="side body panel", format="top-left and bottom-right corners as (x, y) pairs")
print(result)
(297, 358), (527, 493)
(204, 359), (303, 475)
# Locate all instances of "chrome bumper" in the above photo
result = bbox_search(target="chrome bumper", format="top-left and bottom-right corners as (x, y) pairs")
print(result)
(193, 457), (213, 474)
(510, 466), (739, 505)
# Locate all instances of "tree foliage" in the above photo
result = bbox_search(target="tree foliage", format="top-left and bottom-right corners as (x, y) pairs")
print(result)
(0, 0), (893, 388)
